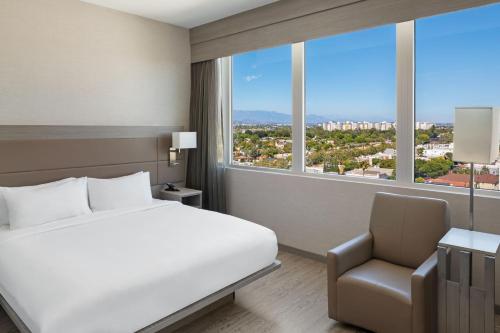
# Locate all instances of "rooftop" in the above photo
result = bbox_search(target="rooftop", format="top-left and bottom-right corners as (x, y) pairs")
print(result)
(427, 173), (499, 187)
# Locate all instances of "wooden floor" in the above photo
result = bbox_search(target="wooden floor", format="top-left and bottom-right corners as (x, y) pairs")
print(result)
(1, 250), (500, 333)
(173, 251), (367, 333)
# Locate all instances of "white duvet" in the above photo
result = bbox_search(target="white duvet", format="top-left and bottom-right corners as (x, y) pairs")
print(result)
(0, 201), (278, 333)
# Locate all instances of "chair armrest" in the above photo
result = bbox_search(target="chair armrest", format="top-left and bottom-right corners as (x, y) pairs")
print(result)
(327, 232), (373, 279)
(411, 252), (438, 333)
(327, 232), (372, 319)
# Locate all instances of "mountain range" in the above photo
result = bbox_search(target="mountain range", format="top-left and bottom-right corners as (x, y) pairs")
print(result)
(233, 110), (330, 125)
(233, 110), (400, 124)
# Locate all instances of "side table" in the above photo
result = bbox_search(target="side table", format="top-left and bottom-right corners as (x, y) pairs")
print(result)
(438, 227), (500, 333)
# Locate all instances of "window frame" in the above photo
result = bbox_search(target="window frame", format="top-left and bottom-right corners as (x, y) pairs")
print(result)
(221, 18), (500, 199)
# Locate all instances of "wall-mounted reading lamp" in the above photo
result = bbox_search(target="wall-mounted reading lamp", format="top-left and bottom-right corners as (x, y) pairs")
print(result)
(169, 132), (197, 166)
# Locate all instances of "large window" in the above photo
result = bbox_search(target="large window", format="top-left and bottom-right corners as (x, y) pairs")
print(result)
(227, 3), (500, 194)
(415, 4), (500, 191)
(304, 25), (397, 179)
(231, 45), (292, 169)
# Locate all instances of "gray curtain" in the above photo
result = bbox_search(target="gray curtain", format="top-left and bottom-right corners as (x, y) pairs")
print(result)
(186, 60), (226, 213)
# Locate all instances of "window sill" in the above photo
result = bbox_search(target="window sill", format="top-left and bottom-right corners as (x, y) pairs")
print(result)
(225, 164), (500, 200)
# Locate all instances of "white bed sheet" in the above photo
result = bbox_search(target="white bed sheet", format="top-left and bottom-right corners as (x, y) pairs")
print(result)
(0, 201), (278, 333)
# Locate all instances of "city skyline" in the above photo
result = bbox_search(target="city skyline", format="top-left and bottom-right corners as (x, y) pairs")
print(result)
(232, 3), (500, 123)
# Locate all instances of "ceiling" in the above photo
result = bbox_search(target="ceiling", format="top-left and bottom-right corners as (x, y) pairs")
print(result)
(80, 0), (278, 28)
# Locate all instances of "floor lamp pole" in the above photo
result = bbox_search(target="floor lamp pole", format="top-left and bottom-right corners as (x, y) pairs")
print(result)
(469, 162), (474, 231)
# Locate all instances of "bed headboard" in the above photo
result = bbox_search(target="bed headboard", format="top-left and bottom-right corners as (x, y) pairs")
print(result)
(0, 126), (185, 187)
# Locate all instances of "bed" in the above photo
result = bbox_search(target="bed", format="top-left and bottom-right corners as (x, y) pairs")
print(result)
(0, 126), (280, 333)
(0, 200), (278, 333)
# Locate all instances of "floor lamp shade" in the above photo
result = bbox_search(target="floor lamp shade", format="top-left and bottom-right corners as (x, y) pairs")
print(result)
(453, 107), (500, 164)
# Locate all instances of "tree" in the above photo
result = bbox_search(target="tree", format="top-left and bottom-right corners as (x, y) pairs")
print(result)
(480, 165), (490, 175)
(379, 159), (396, 169)
(283, 143), (292, 154)
(234, 123), (421, 171)
(416, 133), (430, 145)
(429, 125), (438, 138)
(454, 166), (470, 175)
(249, 148), (259, 159)
(439, 132), (453, 144)
(388, 167), (396, 180)
(308, 151), (324, 166)
(417, 147), (425, 157)
(344, 160), (359, 172)
(415, 157), (453, 178)
(355, 134), (368, 144)
(359, 160), (370, 176)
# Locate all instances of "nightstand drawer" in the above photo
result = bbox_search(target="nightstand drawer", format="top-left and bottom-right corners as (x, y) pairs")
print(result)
(180, 195), (201, 208)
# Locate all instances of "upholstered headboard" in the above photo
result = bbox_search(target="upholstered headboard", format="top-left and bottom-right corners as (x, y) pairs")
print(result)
(0, 126), (185, 187)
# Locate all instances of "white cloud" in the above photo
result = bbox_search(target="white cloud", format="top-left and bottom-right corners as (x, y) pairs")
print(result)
(244, 74), (262, 82)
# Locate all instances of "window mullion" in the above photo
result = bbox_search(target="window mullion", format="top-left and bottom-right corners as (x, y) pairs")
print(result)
(396, 21), (415, 184)
(291, 42), (305, 173)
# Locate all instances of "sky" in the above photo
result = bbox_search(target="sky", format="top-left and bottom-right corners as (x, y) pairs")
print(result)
(232, 3), (500, 123)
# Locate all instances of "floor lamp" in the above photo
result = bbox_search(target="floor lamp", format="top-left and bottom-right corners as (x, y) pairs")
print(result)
(453, 107), (500, 230)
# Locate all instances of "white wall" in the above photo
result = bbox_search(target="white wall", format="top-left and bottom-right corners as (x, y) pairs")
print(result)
(226, 167), (500, 300)
(0, 0), (190, 127)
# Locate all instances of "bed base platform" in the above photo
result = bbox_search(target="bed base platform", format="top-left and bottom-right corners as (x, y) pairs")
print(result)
(0, 260), (281, 333)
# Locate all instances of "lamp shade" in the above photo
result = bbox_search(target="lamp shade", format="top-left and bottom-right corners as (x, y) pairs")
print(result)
(172, 132), (197, 149)
(453, 107), (500, 164)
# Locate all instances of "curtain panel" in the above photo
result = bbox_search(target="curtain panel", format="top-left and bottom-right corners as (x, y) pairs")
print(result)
(186, 60), (226, 213)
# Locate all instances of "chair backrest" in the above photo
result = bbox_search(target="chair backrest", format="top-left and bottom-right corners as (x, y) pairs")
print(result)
(369, 192), (449, 269)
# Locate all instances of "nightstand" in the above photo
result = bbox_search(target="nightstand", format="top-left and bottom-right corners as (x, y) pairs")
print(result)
(159, 187), (202, 208)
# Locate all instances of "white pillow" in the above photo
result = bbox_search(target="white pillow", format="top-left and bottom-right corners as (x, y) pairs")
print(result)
(0, 177), (76, 226)
(87, 172), (153, 212)
(3, 178), (91, 230)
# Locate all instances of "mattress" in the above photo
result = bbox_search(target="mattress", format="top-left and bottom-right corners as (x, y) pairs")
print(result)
(0, 201), (278, 333)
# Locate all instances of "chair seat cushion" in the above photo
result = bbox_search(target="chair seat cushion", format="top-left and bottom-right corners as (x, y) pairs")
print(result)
(337, 259), (414, 333)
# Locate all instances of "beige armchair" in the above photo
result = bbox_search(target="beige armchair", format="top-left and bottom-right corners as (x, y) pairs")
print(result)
(327, 192), (449, 333)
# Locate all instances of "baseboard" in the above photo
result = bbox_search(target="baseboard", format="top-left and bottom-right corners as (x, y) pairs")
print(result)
(278, 243), (327, 263)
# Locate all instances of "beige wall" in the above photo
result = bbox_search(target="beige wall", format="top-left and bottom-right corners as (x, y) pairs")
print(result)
(0, 0), (190, 127)
(226, 168), (500, 301)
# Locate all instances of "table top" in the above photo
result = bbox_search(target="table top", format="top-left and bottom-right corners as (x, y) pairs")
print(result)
(438, 227), (500, 256)
(160, 187), (202, 197)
